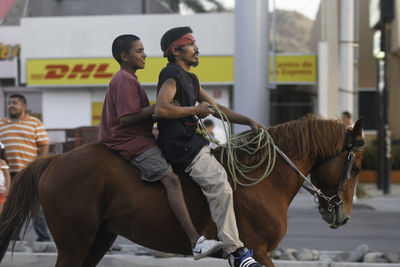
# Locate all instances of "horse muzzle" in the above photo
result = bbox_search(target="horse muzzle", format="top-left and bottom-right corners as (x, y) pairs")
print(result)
(319, 204), (350, 229)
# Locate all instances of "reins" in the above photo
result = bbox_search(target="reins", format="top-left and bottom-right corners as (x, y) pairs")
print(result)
(196, 106), (363, 213)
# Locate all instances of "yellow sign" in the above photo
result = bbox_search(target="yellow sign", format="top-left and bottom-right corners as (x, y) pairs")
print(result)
(27, 55), (316, 86)
(91, 102), (103, 126)
(27, 57), (234, 86)
(27, 58), (120, 86)
(269, 55), (317, 83)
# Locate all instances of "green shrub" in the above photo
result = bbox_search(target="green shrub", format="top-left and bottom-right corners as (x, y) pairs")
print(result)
(361, 142), (400, 170)
(361, 143), (377, 170)
(391, 144), (400, 170)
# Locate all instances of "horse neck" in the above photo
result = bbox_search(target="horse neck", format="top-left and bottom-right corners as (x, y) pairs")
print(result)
(275, 153), (316, 205)
(267, 132), (324, 206)
(212, 145), (315, 206)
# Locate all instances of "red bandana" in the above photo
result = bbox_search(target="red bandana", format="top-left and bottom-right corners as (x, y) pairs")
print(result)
(163, 33), (196, 57)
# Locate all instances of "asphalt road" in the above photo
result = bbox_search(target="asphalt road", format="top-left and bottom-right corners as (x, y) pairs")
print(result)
(280, 206), (400, 253)
(20, 205), (400, 254)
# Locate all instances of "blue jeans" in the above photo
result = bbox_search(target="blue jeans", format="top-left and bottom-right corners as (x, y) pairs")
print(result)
(34, 205), (51, 241)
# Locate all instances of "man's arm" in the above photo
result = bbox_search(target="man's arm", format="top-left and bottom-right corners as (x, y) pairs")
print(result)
(198, 87), (266, 131)
(119, 105), (155, 126)
(155, 78), (212, 119)
(38, 144), (49, 157)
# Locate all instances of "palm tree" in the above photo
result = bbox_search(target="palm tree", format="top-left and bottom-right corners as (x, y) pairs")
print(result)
(159, 0), (225, 13)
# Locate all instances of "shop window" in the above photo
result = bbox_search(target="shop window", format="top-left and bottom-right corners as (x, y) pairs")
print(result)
(270, 85), (315, 126)
(358, 91), (377, 130)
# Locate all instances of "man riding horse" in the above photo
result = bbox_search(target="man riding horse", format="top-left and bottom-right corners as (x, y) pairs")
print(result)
(155, 26), (266, 267)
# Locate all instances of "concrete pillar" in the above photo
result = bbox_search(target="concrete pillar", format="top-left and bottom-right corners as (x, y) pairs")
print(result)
(234, 0), (269, 132)
(318, 0), (339, 119)
(339, 0), (358, 118)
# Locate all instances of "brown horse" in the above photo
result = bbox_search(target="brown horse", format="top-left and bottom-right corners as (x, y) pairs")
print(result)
(0, 116), (364, 267)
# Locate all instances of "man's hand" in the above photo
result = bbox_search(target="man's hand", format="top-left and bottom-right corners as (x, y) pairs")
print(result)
(249, 119), (268, 132)
(195, 102), (214, 118)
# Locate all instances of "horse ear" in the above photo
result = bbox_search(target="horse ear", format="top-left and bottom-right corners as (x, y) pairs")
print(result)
(352, 117), (364, 139)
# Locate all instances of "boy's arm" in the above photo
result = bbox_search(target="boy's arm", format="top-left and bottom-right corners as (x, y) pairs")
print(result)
(119, 105), (155, 125)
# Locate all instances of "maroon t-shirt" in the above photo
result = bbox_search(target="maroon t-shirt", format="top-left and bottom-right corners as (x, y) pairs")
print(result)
(99, 69), (156, 160)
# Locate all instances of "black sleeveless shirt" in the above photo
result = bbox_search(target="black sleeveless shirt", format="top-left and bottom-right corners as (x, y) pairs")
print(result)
(157, 63), (209, 170)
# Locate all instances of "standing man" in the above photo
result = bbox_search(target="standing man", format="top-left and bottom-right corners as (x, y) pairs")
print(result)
(155, 27), (264, 267)
(98, 34), (222, 260)
(0, 94), (51, 241)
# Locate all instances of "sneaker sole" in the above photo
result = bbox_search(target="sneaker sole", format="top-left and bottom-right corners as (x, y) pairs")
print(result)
(193, 242), (224, 260)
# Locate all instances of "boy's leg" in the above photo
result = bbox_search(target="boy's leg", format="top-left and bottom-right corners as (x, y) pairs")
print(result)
(160, 172), (199, 246)
(130, 146), (223, 259)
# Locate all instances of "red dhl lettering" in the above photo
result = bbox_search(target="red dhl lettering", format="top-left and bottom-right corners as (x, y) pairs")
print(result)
(45, 65), (69, 79)
(44, 64), (113, 79)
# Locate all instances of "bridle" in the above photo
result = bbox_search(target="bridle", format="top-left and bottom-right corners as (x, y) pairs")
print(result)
(275, 129), (365, 213)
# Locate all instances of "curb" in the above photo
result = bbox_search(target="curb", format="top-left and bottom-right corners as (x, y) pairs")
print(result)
(2, 253), (400, 267)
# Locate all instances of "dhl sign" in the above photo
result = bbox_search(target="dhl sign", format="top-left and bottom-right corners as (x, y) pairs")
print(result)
(27, 57), (234, 86)
(27, 58), (120, 86)
(27, 55), (316, 86)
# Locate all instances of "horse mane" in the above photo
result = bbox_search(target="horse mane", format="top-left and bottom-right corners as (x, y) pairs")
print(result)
(213, 115), (347, 169)
(268, 114), (347, 160)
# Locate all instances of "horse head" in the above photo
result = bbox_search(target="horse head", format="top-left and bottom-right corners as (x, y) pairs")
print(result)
(310, 118), (364, 229)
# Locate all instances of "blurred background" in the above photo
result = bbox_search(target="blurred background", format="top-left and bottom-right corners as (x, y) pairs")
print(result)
(0, 0), (398, 194)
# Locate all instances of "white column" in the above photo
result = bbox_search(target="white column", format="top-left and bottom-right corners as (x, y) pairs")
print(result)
(318, 42), (329, 117)
(339, 0), (357, 116)
(234, 0), (269, 132)
(318, 0), (339, 119)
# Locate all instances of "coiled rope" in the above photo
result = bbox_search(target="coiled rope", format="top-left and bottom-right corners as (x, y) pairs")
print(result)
(197, 105), (277, 190)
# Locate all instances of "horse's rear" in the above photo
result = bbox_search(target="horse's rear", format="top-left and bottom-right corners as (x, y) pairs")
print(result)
(39, 143), (215, 266)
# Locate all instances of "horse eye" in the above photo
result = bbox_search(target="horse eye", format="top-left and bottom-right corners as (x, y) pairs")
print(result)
(352, 165), (360, 175)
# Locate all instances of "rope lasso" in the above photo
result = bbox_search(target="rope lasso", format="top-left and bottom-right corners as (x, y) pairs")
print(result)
(197, 104), (277, 190)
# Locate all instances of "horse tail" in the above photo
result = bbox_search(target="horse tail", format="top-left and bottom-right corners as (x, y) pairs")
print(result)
(0, 156), (56, 261)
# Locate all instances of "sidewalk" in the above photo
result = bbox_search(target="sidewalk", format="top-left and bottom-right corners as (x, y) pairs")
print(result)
(354, 183), (400, 213)
(289, 183), (400, 213)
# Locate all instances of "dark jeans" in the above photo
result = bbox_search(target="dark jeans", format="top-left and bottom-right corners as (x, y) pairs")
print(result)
(34, 205), (51, 241)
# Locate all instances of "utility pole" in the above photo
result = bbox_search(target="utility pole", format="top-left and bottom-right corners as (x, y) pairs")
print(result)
(381, 22), (391, 195)
(372, 0), (394, 194)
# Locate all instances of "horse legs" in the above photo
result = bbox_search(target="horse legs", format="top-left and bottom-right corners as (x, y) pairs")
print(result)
(52, 225), (98, 267)
(45, 208), (100, 267)
(254, 247), (275, 267)
(81, 221), (118, 267)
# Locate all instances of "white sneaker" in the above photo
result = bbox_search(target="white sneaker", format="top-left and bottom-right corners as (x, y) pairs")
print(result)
(192, 236), (223, 260)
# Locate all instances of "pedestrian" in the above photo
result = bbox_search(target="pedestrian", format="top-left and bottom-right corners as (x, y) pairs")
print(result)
(203, 119), (217, 148)
(341, 111), (353, 127)
(0, 142), (10, 215)
(155, 26), (265, 267)
(0, 94), (51, 241)
(98, 34), (222, 260)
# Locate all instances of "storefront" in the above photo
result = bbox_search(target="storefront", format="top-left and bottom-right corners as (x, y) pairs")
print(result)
(20, 13), (317, 130)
